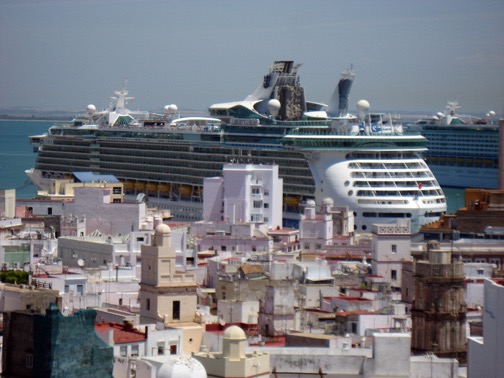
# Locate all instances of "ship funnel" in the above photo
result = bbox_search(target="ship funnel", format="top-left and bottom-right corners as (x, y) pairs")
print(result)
(327, 66), (355, 117)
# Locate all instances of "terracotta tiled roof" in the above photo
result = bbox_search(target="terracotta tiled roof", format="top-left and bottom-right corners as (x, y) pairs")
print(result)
(95, 322), (146, 344)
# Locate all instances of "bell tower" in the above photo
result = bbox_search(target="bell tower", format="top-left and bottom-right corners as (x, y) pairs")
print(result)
(411, 241), (467, 362)
(139, 224), (197, 324)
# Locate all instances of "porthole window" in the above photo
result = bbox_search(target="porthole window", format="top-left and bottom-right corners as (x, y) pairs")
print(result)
(348, 190), (353, 196)
(344, 181), (350, 187)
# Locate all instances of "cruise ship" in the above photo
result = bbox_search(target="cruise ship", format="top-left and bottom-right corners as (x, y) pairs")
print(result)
(410, 101), (499, 189)
(27, 61), (446, 232)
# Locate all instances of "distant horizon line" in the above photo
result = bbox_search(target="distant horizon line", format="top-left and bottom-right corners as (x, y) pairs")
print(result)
(0, 106), (493, 120)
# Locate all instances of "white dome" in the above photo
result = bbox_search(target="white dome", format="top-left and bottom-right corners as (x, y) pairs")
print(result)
(156, 355), (207, 378)
(357, 99), (370, 112)
(87, 104), (96, 114)
(322, 197), (334, 206)
(223, 325), (246, 340)
(163, 104), (178, 115)
(305, 199), (316, 208)
(156, 223), (171, 234)
(267, 99), (281, 117)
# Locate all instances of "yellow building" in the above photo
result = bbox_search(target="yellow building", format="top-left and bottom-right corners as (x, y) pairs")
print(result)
(193, 325), (270, 378)
(139, 223), (203, 354)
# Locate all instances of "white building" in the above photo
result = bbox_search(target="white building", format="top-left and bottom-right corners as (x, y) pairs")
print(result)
(57, 231), (152, 268)
(203, 164), (283, 230)
(468, 278), (504, 378)
(265, 332), (458, 377)
(371, 219), (412, 290)
(0, 189), (16, 218)
(299, 198), (354, 252)
(62, 187), (147, 236)
(191, 222), (272, 259)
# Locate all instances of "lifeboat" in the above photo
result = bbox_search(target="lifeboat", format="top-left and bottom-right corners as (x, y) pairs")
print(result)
(146, 183), (158, 192)
(158, 183), (171, 193)
(284, 196), (301, 206)
(134, 181), (146, 191)
(123, 181), (135, 190)
(179, 185), (192, 195)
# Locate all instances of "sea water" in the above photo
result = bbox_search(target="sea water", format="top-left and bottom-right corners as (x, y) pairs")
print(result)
(0, 119), (56, 198)
(0, 119), (467, 208)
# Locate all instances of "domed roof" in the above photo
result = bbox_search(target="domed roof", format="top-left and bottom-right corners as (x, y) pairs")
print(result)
(156, 355), (207, 378)
(223, 325), (246, 340)
(305, 199), (316, 207)
(156, 223), (171, 234)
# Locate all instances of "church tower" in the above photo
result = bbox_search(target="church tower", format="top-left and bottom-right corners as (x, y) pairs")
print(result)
(139, 224), (198, 324)
(411, 241), (466, 362)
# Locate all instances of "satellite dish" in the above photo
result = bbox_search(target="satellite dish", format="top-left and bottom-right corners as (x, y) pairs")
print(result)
(218, 314), (226, 326)
(77, 259), (85, 267)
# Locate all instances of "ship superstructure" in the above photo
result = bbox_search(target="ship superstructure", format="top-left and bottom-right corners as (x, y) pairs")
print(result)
(27, 61), (446, 232)
(410, 101), (499, 189)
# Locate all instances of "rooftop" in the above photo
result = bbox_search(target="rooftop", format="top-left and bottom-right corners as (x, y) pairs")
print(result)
(95, 322), (146, 344)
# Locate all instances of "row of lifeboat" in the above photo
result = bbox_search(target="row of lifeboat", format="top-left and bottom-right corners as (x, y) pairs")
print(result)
(122, 181), (303, 207)
(123, 181), (196, 195)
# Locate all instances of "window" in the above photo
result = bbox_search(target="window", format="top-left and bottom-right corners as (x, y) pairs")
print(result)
(253, 201), (262, 208)
(47, 207), (53, 215)
(120, 346), (127, 357)
(157, 343), (164, 355)
(264, 203), (269, 208)
(170, 345), (177, 355)
(131, 345), (139, 357)
(146, 298), (150, 311)
(391, 244), (397, 254)
(391, 270), (397, 280)
(76, 284), (84, 295)
(173, 300), (180, 320)
(113, 187), (122, 194)
(26, 353), (33, 369)
(64, 285), (69, 293)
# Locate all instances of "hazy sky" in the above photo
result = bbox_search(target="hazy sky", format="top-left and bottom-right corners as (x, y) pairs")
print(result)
(1, 0), (503, 115)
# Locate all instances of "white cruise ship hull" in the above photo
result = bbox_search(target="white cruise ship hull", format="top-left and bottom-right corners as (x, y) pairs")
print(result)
(306, 150), (446, 233)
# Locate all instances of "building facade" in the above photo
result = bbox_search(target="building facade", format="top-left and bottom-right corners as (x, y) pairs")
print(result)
(203, 164), (283, 230)
(411, 244), (467, 362)
(2, 304), (113, 377)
